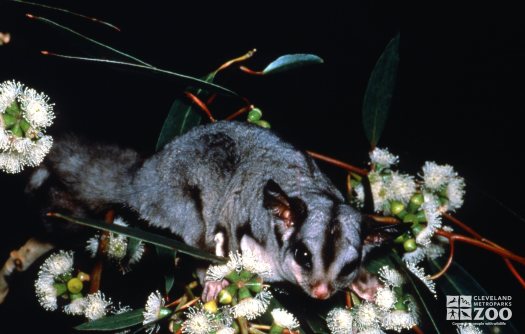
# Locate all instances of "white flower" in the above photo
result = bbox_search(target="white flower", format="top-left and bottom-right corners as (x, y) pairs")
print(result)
(206, 251), (271, 282)
(387, 172), (416, 203)
(353, 302), (380, 330)
(446, 177), (465, 211)
(356, 329), (386, 334)
(326, 308), (353, 334)
(231, 288), (272, 320)
(0, 80), (21, 112)
(378, 266), (405, 287)
(423, 243), (446, 260)
(353, 183), (365, 207)
(86, 217), (144, 266)
(143, 291), (166, 325)
(182, 307), (217, 334)
(0, 128), (10, 150)
(421, 161), (455, 190)
(40, 250), (74, 277)
(406, 263), (436, 297)
(64, 297), (87, 315)
(0, 80), (54, 174)
(84, 291), (112, 321)
(415, 194), (442, 246)
(271, 308), (300, 330)
(86, 236), (100, 257)
(108, 234), (128, 261)
(456, 323), (484, 334)
(382, 310), (418, 331)
(23, 135), (53, 167)
(369, 148), (398, 168)
(129, 241), (145, 265)
(35, 274), (58, 311)
(18, 85), (55, 128)
(369, 174), (388, 213)
(0, 151), (24, 173)
(402, 247), (425, 265)
(216, 328), (235, 334)
(374, 287), (396, 310)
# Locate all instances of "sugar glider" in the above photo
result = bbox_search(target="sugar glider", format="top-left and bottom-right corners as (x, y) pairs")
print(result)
(24, 121), (387, 300)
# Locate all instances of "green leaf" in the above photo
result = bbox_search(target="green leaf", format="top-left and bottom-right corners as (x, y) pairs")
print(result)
(362, 34), (400, 147)
(50, 213), (225, 264)
(155, 72), (216, 151)
(262, 54), (324, 75)
(75, 308), (144, 331)
(30, 15), (237, 97)
(155, 246), (177, 295)
(428, 259), (520, 334)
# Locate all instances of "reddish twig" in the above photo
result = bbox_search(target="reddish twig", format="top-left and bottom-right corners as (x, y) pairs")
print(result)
(345, 290), (353, 309)
(435, 230), (525, 265)
(306, 151), (368, 176)
(239, 66), (264, 76)
(89, 210), (115, 293)
(367, 214), (400, 224)
(225, 105), (254, 121)
(217, 49), (257, 73)
(184, 92), (216, 122)
(443, 213), (482, 239)
(429, 238), (455, 280)
(412, 325), (425, 334)
(442, 213), (525, 286)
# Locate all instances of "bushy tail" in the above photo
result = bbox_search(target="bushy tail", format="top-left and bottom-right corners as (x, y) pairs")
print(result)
(26, 136), (143, 209)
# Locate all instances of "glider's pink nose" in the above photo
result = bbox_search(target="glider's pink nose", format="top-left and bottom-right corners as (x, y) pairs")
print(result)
(312, 282), (330, 300)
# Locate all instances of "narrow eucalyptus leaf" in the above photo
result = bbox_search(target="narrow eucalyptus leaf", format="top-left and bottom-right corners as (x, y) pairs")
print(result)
(50, 213), (225, 263)
(75, 309), (144, 331)
(362, 34), (400, 147)
(262, 54), (324, 75)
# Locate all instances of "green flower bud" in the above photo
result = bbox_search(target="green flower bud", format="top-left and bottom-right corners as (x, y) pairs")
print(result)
(10, 123), (23, 137)
(255, 120), (271, 129)
(402, 213), (417, 224)
(247, 108), (262, 123)
(77, 272), (90, 282)
(390, 201), (405, 216)
(2, 113), (17, 128)
(411, 223), (425, 236)
(67, 277), (84, 294)
(70, 292), (83, 301)
(53, 283), (68, 296)
(203, 300), (218, 314)
(5, 101), (20, 116)
(218, 285), (237, 304)
(408, 193), (424, 212)
(394, 300), (408, 311)
(394, 233), (409, 244)
(245, 277), (263, 293)
(225, 271), (241, 283)
(269, 325), (285, 334)
(415, 210), (427, 223)
(403, 238), (417, 252)
(237, 286), (252, 301)
(159, 308), (172, 319)
(239, 270), (254, 281)
(20, 118), (31, 134)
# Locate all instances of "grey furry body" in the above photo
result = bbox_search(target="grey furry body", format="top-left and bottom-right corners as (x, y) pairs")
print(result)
(29, 121), (364, 299)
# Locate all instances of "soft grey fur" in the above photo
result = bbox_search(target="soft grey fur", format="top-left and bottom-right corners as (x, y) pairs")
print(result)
(29, 121), (363, 299)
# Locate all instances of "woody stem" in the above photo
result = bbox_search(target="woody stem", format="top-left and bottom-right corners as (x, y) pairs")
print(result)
(306, 151), (368, 176)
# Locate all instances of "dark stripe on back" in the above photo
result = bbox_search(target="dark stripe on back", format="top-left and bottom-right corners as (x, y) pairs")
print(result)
(322, 203), (341, 271)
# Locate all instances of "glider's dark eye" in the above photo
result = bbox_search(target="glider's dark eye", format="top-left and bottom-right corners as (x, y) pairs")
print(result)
(293, 242), (312, 270)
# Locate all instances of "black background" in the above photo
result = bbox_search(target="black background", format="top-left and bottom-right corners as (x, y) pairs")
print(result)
(1, 1), (524, 332)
